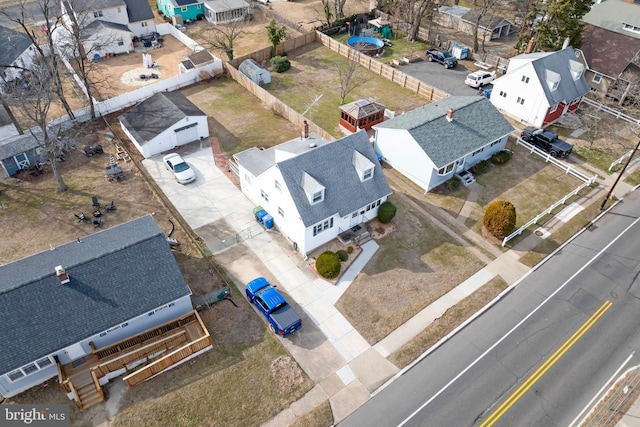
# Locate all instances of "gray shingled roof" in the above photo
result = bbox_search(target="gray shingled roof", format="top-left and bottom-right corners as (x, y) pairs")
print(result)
(375, 96), (514, 168)
(277, 131), (392, 227)
(0, 133), (39, 160)
(0, 25), (33, 75)
(579, 24), (640, 78)
(0, 215), (191, 374)
(204, 0), (249, 13)
(74, 0), (126, 11)
(118, 92), (206, 144)
(528, 47), (590, 105)
(80, 19), (132, 41)
(582, 0), (640, 39)
(123, 0), (154, 23)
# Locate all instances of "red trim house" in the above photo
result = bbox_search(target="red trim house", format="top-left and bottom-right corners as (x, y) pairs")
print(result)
(489, 47), (589, 128)
(339, 98), (386, 133)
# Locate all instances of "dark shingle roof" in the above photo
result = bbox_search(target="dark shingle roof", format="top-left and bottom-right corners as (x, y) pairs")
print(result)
(528, 47), (590, 105)
(0, 133), (39, 160)
(0, 25), (33, 74)
(118, 92), (206, 143)
(0, 216), (191, 374)
(123, 0), (154, 22)
(375, 96), (514, 168)
(80, 19), (132, 41)
(277, 131), (392, 227)
(579, 24), (640, 79)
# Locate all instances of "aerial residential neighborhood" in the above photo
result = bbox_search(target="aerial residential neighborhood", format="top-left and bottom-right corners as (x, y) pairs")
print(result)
(1, 0), (640, 425)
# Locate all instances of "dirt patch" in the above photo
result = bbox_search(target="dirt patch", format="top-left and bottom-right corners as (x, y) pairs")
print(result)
(270, 355), (306, 393)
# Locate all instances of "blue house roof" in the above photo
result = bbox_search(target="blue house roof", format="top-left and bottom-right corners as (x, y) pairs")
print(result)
(375, 96), (514, 168)
(0, 215), (192, 374)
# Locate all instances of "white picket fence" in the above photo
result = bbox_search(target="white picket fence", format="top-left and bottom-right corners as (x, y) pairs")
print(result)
(582, 97), (640, 126)
(501, 138), (599, 246)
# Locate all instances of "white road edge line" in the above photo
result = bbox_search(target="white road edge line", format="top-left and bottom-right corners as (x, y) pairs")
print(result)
(568, 352), (636, 427)
(396, 215), (640, 427)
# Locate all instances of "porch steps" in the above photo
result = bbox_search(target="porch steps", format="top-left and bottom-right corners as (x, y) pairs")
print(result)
(73, 371), (104, 409)
(455, 171), (476, 186)
(355, 231), (372, 245)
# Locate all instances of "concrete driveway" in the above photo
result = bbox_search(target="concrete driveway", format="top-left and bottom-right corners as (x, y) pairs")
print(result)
(400, 58), (492, 96)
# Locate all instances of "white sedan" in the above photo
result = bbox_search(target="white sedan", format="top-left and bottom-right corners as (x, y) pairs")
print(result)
(465, 71), (496, 88)
(163, 153), (196, 184)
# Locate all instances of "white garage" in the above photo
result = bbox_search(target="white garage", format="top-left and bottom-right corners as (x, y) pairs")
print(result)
(118, 92), (209, 158)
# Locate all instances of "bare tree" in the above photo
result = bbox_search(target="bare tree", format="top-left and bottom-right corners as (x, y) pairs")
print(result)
(334, 0), (347, 21)
(336, 54), (365, 104)
(1, 0), (77, 122)
(2, 58), (69, 191)
(199, 20), (248, 61)
(407, 0), (438, 42)
(470, 0), (498, 53)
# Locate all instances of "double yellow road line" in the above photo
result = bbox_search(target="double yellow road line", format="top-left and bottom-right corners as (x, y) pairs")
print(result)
(481, 300), (613, 427)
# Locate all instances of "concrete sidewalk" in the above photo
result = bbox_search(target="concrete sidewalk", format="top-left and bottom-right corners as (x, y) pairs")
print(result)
(143, 143), (637, 426)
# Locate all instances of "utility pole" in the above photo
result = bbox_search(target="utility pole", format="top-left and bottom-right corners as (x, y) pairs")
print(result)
(600, 138), (640, 210)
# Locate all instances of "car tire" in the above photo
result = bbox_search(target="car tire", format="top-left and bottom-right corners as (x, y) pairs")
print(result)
(444, 63), (449, 69)
(269, 323), (277, 334)
(428, 56), (433, 62)
(551, 151), (558, 158)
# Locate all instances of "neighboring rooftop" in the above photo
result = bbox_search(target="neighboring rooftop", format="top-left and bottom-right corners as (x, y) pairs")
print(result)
(80, 19), (132, 41)
(0, 25), (33, 75)
(582, 0), (640, 39)
(123, 0), (154, 22)
(375, 96), (514, 168)
(0, 215), (192, 374)
(579, 24), (640, 78)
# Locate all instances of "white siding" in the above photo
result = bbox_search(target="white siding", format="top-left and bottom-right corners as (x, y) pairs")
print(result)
(128, 19), (157, 37)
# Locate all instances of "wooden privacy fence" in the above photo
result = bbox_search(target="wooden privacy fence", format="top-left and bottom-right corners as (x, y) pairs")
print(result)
(315, 31), (450, 102)
(226, 62), (335, 142)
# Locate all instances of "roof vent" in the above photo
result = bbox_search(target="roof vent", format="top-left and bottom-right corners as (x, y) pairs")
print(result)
(309, 143), (317, 148)
(446, 108), (454, 122)
(55, 265), (70, 285)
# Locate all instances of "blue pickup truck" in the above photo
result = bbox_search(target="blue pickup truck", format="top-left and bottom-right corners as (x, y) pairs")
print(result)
(246, 277), (302, 337)
(426, 48), (458, 69)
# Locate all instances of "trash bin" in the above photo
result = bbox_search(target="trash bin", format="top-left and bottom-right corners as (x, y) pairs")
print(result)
(451, 45), (470, 60)
(263, 214), (273, 229)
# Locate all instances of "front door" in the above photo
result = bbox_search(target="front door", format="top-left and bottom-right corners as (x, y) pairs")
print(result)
(63, 343), (85, 361)
(455, 159), (464, 172)
(14, 153), (29, 170)
(350, 211), (360, 227)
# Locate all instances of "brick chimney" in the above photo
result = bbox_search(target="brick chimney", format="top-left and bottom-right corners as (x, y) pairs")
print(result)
(55, 265), (70, 285)
(301, 120), (309, 139)
(525, 37), (535, 54)
(446, 108), (454, 122)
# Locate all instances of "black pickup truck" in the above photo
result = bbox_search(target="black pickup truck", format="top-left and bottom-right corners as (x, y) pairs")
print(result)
(521, 127), (573, 159)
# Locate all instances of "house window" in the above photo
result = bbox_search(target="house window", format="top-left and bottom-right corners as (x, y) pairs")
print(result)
(363, 167), (373, 181)
(472, 147), (484, 156)
(117, 6), (121, 12)
(438, 163), (454, 175)
(312, 190), (323, 204)
(549, 103), (558, 113)
(182, 6), (188, 11)
(551, 80), (560, 91)
(516, 97), (525, 105)
(277, 207), (284, 217)
(521, 75), (530, 83)
(141, 21), (148, 27)
(197, 3), (202, 8)
(243, 173), (251, 184)
(312, 218), (334, 236)
(377, 200), (381, 206)
(352, 212), (358, 218)
(117, 40), (124, 46)
(490, 140), (500, 147)
(93, 10), (103, 17)
(36, 357), (52, 369)
(592, 73), (602, 84)
(275, 180), (281, 191)
(22, 363), (38, 375)
(499, 91), (507, 98)
(622, 23), (640, 34)
(260, 190), (269, 202)
(7, 370), (24, 382)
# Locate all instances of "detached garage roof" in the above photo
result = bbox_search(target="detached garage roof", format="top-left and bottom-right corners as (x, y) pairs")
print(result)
(118, 92), (206, 143)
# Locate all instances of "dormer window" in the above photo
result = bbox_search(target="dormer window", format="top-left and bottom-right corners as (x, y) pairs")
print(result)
(545, 69), (561, 91)
(301, 172), (325, 205)
(569, 60), (584, 80)
(352, 150), (375, 182)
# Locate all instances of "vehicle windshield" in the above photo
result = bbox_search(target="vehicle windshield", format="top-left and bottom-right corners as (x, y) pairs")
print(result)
(442, 51), (452, 58)
(173, 162), (190, 173)
(467, 74), (476, 80)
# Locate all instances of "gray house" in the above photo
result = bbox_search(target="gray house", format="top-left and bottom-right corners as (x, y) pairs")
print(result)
(0, 216), (211, 408)
(374, 96), (514, 192)
(234, 129), (392, 255)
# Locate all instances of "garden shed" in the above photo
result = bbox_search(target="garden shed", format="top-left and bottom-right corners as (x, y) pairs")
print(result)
(339, 97), (386, 133)
(239, 59), (271, 86)
(0, 133), (41, 178)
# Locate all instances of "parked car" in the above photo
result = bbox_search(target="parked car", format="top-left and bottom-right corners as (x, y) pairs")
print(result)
(426, 48), (458, 69)
(245, 277), (302, 337)
(520, 127), (573, 159)
(163, 153), (196, 184)
(465, 71), (496, 88)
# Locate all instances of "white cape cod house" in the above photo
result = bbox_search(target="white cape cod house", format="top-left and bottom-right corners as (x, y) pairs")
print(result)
(233, 128), (392, 256)
(373, 96), (514, 192)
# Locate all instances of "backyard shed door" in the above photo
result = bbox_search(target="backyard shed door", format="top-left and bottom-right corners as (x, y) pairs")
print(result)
(175, 124), (197, 145)
(14, 153), (30, 170)
(64, 343), (85, 361)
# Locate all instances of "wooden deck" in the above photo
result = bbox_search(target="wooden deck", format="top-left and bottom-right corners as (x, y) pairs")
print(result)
(58, 310), (211, 409)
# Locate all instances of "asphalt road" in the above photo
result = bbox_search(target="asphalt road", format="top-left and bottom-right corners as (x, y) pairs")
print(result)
(400, 58), (490, 96)
(339, 189), (640, 427)
(0, 1), (57, 29)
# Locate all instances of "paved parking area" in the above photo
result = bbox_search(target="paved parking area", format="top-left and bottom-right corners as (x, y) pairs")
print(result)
(399, 58), (493, 96)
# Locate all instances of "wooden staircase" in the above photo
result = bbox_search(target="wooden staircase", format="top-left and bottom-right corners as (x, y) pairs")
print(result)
(70, 370), (104, 409)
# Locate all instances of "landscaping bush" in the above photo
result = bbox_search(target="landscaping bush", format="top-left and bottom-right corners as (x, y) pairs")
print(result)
(448, 176), (461, 191)
(347, 246), (354, 254)
(472, 159), (490, 175)
(336, 249), (349, 262)
(378, 201), (397, 224)
(316, 251), (341, 279)
(270, 56), (291, 73)
(483, 200), (517, 240)
(492, 150), (512, 164)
